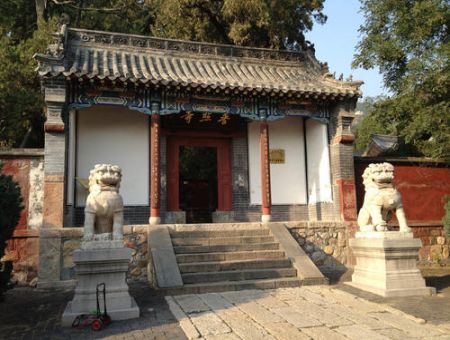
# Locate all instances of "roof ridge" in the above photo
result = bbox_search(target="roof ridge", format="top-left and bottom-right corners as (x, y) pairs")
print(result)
(66, 27), (320, 66)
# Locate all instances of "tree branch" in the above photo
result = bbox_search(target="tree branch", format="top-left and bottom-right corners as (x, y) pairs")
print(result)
(49, 0), (127, 12)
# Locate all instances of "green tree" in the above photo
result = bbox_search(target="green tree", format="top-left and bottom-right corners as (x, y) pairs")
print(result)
(353, 0), (450, 160)
(0, 162), (23, 296)
(148, 0), (326, 48)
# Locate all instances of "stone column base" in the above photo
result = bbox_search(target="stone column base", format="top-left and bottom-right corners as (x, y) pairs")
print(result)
(348, 231), (435, 297)
(261, 214), (272, 223)
(149, 216), (161, 225)
(62, 247), (140, 326)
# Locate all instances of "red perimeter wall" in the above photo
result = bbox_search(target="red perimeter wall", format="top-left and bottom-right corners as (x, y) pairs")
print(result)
(355, 157), (450, 224)
(0, 149), (44, 284)
(354, 157), (450, 264)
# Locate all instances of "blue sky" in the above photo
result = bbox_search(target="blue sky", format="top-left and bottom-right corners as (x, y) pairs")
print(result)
(305, 0), (386, 98)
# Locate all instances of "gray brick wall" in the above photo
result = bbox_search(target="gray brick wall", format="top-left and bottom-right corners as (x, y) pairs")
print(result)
(69, 205), (149, 227)
(44, 133), (66, 176)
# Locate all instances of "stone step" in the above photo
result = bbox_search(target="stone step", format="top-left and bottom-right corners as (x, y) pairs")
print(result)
(171, 235), (275, 246)
(166, 223), (264, 233)
(163, 277), (304, 295)
(176, 250), (287, 263)
(173, 242), (280, 254)
(178, 258), (292, 273)
(181, 267), (297, 284)
(170, 228), (270, 238)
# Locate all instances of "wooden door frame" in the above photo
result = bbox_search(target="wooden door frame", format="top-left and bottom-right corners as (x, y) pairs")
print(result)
(167, 136), (232, 212)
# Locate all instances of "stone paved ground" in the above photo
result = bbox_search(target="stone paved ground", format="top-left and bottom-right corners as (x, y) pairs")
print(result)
(167, 279), (450, 340)
(0, 283), (187, 340)
(1, 276), (449, 339)
(338, 274), (450, 330)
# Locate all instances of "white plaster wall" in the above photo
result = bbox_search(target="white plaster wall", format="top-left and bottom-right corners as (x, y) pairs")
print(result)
(248, 117), (307, 205)
(76, 106), (149, 206)
(305, 119), (332, 203)
(28, 158), (44, 230)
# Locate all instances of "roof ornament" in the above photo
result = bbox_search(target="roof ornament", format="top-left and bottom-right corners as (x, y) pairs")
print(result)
(346, 74), (353, 82)
(320, 62), (330, 75)
(338, 73), (344, 81)
(46, 13), (70, 58)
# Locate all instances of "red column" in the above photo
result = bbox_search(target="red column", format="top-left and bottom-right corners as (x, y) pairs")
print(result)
(149, 114), (161, 224)
(260, 120), (272, 222)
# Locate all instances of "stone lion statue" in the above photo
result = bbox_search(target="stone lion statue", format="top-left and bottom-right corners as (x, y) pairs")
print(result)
(357, 162), (411, 232)
(83, 164), (124, 245)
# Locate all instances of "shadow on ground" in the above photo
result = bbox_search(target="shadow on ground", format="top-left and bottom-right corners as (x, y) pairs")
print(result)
(0, 282), (186, 340)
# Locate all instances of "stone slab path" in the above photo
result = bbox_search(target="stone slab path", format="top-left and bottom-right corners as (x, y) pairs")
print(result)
(167, 286), (450, 340)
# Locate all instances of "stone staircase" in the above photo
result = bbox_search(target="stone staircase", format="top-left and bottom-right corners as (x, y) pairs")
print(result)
(166, 225), (304, 293)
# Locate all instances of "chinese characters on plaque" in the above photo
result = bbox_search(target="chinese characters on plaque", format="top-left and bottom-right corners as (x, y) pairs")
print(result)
(180, 112), (231, 125)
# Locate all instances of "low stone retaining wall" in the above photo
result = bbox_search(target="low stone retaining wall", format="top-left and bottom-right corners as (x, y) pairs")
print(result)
(412, 224), (450, 266)
(39, 226), (149, 286)
(286, 222), (355, 280)
(37, 221), (449, 288)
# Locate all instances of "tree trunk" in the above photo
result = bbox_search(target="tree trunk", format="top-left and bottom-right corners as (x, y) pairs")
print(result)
(35, 0), (47, 24)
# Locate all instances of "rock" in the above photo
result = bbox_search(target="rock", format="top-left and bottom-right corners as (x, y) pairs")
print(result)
(12, 272), (27, 285)
(324, 245), (334, 255)
(29, 277), (38, 288)
(429, 245), (443, 261)
(136, 233), (147, 245)
(130, 267), (141, 277)
(320, 232), (329, 240)
(124, 239), (136, 249)
(311, 251), (325, 263)
(304, 244), (314, 253)
(437, 237), (446, 245)
(418, 246), (430, 261)
(296, 237), (305, 246)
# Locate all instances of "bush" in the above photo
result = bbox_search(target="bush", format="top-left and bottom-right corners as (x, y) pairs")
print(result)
(443, 196), (450, 237)
(0, 162), (23, 297)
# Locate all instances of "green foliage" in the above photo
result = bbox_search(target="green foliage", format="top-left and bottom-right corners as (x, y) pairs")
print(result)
(0, 162), (23, 263)
(148, 0), (326, 48)
(0, 0), (326, 147)
(0, 18), (57, 148)
(443, 196), (450, 237)
(353, 0), (450, 160)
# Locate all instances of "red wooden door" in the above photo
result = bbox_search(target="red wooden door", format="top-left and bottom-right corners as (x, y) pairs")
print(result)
(167, 136), (232, 212)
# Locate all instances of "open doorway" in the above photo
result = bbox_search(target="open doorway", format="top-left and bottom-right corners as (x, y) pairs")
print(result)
(179, 146), (218, 223)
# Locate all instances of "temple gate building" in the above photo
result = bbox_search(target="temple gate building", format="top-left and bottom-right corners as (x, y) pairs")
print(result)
(36, 26), (362, 228)
(33, 26), (363, 288)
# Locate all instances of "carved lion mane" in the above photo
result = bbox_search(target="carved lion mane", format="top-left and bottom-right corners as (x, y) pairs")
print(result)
(357, 162), (410, 232)
(83, 164), (124, 243)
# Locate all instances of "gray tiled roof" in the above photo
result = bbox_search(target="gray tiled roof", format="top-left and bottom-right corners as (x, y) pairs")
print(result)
(36, 28), (362, 98)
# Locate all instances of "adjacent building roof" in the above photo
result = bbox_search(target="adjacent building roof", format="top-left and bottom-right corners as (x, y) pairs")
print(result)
(35, 26), (363, 99)
(363, 134), (401, 157)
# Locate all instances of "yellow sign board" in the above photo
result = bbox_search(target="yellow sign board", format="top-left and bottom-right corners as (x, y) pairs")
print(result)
(269, 149), (285, 164)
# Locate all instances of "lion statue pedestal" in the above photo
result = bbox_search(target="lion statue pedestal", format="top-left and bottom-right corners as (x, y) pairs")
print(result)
(347, 163), (435, 297)
(62, 164), (139, 326)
